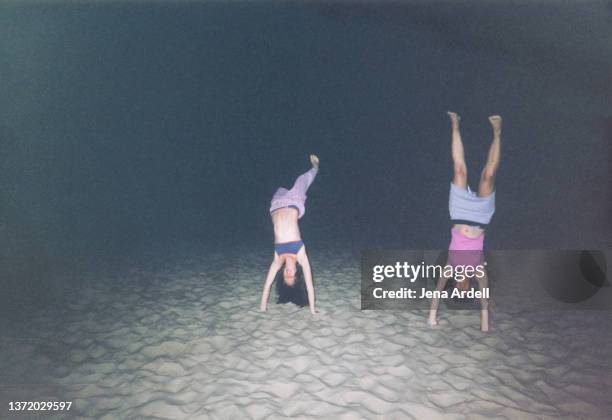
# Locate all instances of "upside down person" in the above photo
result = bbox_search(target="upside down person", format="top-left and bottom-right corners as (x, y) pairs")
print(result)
(260, 155), (320, 315)
(428, 112), (502, 332)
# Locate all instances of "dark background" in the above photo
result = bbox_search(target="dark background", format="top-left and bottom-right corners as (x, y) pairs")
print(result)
(1, 1), (610, 275)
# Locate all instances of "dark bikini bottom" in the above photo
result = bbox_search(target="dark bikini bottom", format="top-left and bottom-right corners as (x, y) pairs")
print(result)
(274, 240), (304, 255)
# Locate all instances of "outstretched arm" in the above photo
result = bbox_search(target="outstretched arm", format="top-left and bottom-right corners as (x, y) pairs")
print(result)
(260, 255), (281, 312)
(428, 264), (452, 326)
(297, 248), (317, 314)
(475, 267), (490, 332)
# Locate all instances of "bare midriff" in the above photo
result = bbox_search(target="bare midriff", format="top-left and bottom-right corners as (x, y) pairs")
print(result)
(452, 223), (485, 239)
(271, 207), (302, 243)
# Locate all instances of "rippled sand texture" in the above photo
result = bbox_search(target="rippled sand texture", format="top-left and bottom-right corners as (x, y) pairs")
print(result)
(2, 250), (612, 419)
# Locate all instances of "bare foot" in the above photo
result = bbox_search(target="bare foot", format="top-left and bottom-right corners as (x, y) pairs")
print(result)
(488, 115), (502, 135)
(447, 111), (461, 128)
(310, 154), (320, 169)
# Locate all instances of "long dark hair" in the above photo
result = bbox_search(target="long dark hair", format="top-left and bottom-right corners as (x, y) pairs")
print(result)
(275, 266), (308, 307)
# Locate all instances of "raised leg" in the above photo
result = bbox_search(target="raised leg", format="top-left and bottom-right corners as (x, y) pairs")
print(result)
(475, 267), (490, 332)
(289, 155), (319, 195)
(448, 111), (467, 189)
(478, 115), (502, 197)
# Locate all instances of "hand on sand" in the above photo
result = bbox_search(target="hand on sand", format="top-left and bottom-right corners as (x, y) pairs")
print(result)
(310, 154), (319, 169)
(488, 115), (502, 134)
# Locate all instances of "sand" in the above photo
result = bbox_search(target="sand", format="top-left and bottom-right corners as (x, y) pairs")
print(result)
(2, 249), (612, 419)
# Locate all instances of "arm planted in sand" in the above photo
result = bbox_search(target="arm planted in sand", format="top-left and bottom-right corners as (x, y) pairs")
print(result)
(297, 247), (317, 315)
(476, 267), (490, 332)
(260, 254), (282, 312)
(428, 266), (452, 327)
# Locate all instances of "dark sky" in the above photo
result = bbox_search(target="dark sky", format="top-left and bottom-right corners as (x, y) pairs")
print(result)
(0, 1), (610, 263)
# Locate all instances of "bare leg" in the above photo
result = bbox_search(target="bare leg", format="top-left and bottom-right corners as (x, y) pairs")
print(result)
(478, 115), (502, 197)
(428, 264), (452, 326)
(475, 267), (490, 332)
(448, 111), (467, 189)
